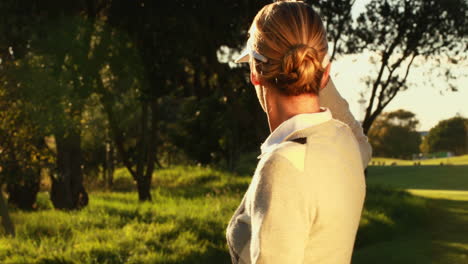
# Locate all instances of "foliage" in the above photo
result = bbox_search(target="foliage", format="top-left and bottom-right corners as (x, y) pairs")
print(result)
(421, 116), (468, 155)
(348, 0), (468, 134)
(0, 6), (103, 209)
(309, 0), (356, 61)
(1, 0), (466, 206)
(0, 73), (53, 209)
(368, 109), (421, 159)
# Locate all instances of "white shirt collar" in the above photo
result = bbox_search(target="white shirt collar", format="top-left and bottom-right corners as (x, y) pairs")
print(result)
(259, 107), (332, 156)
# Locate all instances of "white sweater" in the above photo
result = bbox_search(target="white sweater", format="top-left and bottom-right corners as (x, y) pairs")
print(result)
(226, 79), (370, 263)
(319, 79), (372, 168)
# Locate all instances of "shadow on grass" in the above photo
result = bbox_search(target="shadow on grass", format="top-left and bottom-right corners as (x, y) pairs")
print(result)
(353, 185), (432, 264)
(354, 189), (468, 263)
(354, 185), (429, 249)
(365, 165), (468, 262)
(427, 197), (468, 263)
(168, 217), (232, 264)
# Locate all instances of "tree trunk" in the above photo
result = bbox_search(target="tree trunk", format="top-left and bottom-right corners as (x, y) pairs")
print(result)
(134, 101), (158, 202)
(50, 131), (88, 210)
(0, 187), (15, 237)
(97, 79), (158, 202)
(104, 139), (114, 189)
(136, 174), (151, 201)
(107, 143), (114, 189)
(362, 110), (382, 135)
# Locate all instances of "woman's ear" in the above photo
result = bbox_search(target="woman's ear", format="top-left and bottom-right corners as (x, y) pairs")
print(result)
(250, 71), (261, 86)
(320, 63), (331, 90)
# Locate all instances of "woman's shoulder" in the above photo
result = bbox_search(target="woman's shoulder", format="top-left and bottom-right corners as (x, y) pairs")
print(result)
(257, 118), (359, 173)
(259, 140), (307, 173)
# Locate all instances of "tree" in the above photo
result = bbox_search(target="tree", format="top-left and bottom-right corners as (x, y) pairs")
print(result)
(93, 24), (158, 201)
(0, 0), (397, 207)
(12, 17), (97, 210)
(309, 0), (356, 61)
(421, 116), (468, 155)
(106, 0), (274, 175)
(368, 109), (421, 159)
(348, 0), (467, 134)
(1, 0), (269, 202)
(0, 1), (103, 209)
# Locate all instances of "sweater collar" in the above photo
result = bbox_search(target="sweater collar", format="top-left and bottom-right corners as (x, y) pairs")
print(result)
(259, 107), (332, 157)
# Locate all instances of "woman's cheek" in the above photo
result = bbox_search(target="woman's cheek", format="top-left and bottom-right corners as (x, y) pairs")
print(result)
(255, 85), (267, 112)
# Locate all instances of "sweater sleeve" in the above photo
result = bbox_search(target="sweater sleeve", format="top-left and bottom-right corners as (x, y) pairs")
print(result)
(319, 78), (372, 168)
(249, 153), (314, 264)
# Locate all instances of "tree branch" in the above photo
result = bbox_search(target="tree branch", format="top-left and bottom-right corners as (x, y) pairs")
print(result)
(380, 53), (417, 109)
(96, 81), (137, 180)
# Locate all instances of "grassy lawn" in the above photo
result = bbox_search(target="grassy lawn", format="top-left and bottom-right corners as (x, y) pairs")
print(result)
(362, 164), (468, 264)
(0, 165), (433, 264)
(371, 154), (468, 166)
(366, 165), (468, 191)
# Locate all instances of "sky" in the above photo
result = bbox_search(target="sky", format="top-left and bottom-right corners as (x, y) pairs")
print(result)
(329, 0), (468, 131)
(331, 54), (468, 131)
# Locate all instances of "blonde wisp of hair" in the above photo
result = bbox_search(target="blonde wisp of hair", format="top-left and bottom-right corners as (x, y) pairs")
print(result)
(249, 0), (328, 96)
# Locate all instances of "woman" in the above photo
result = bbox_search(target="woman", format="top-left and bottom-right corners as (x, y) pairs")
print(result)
(226, 1), (371, 263)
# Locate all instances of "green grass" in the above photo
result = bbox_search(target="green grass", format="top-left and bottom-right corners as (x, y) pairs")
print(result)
(428, 197), (468, 264)
(366, 166), (468, 191)
(360, 165), (468, 264)
(371, 154), (468, 166)
(0, 165), (432, 263)
(1, 166), (250, 264)
(354, 186), (429, 250)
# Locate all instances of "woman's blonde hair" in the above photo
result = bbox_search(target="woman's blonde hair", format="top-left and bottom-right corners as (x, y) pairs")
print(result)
(249, 0), (328, 96)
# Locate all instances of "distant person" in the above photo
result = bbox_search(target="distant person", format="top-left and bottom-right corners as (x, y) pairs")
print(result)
(226, 1), (372, 263)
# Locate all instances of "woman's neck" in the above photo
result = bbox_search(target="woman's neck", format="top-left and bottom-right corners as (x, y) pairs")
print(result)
(266, 92), (321, 132)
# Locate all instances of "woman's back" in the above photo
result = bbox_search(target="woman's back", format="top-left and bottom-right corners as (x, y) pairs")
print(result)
(300, 119), (366, 263)
(227, 115), (366, 263)
(226, 1), (369, 263)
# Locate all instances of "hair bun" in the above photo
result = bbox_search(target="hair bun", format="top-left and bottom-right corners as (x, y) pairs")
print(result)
(276, 44), (324, 95)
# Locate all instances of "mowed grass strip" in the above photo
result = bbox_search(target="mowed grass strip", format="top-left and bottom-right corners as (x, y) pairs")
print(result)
(371, 154), (468, 166)
(0, 166), (430, 264)
(366, 165), (468, 191)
